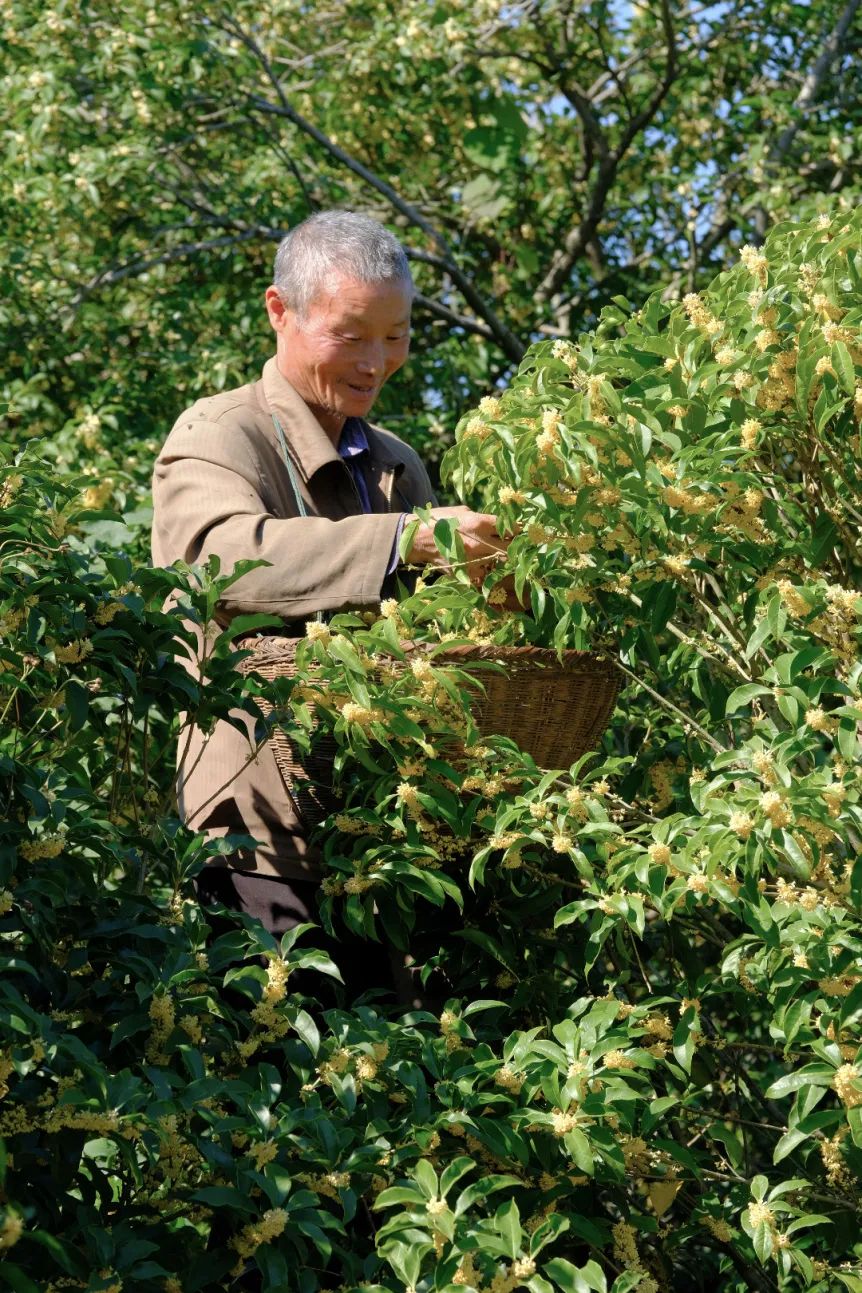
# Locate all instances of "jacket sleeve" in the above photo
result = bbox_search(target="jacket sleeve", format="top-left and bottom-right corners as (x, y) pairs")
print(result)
(151, 420), (406, 621)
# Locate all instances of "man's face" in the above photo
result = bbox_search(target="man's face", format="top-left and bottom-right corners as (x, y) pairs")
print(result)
(269, 271), (412, 432)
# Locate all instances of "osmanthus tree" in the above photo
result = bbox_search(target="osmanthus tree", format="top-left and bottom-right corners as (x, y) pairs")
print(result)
(2, 0), (861, 495)
(1, 203), (862, 1291)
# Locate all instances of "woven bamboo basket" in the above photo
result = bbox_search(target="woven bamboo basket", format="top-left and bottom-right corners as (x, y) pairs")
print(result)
(237, 637), (620, 827)
(426, 643), (620, 768)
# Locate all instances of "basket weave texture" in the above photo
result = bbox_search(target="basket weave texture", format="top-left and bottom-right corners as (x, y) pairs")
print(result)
(237, 637), (620, 826)
(427, 644), (620, 768)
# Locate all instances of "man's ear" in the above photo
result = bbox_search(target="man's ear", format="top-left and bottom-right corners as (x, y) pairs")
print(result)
(265, 286), (291, 333)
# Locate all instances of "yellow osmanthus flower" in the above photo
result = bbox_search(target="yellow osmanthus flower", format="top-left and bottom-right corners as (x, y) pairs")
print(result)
(80, 479), (114, 510)
(479, 395), (503, 419)
(341, 701), (382, 727)
(251, 956), (291, 1029)
(178, 1014), (203, 1045)
(20, 830), (67, 861)
(305, 620), (331, 646)
(54, 639), (94, 664)
(461, 416), (493, 441)
(818, 974), (860, 997)
(643, 1013), (673, 1041)
(821, 1130), (853, 1187)
(453, 1254), (481, 1287)
(145, 993), (175, 1063)
(0, 1211), (23, 1250)
(341, 874), (372, 894)
(747, 1201), (775, 1229)
(230, 1207), (288, 1271)
(611, 1218), (641, 1268)
(566, 785), (588, 821)
(751, 749), (776, 782)
(682, 292), (722, 336)
(702, 1215), (733, 1242)
(662, 483), (711, 514)
(551, 1109), (579, 1136)
(355, 1055), (378, 1082)
(552, 339), (578, 367)
(396, 781), (422, 817)
(649, 760), (675, 810)
(832, 1064), (862, 1108)
(805, 706), (837, 734)
(249, 1140), (278, 1170)
(494, 1064), (525, 1095)
(603, 1050), (636, 1070)
(0, 473), (23, 507)
(759, 790), (790, 828)
(740, 244), (768, 284)
(823, 783), (846, 818)
(647, 842), (672, 866)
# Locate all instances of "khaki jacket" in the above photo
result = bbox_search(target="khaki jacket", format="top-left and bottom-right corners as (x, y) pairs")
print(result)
(151, 357), (436, 879)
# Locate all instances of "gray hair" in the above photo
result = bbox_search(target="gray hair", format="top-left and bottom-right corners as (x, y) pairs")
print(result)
(273, 211), (413, 319)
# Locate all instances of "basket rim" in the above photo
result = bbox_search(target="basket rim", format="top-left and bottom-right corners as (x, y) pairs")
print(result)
(236, 632), (619, 674)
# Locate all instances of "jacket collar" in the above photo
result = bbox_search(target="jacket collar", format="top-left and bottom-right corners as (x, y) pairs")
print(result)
(260, 357), (341, 482)
(259, 357), (401, 479)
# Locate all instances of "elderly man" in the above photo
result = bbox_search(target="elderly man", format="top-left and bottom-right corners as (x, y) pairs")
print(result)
(152, 210), (505, 951)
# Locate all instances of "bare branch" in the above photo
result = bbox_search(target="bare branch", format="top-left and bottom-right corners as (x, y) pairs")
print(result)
(769, 0), (862, 166)
(752, 0), (861, 237)
(218, 12), (526, 364)
(66, 231), (264, 311)
(412, 293), (497, 343)
(535, 0), (678, 309)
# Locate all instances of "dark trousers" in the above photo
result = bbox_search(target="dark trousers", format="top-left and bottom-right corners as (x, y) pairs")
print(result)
(194, 867), (409, 1006)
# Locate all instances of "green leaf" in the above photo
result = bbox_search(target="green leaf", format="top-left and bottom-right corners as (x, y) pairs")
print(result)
(544, 1257), (607, 1293)
(764, 1067), (834, 1099)
(0, 1264), (41, 1293)
(495, 1197), (522, 1259)
(414, 1157), (439, 1200)
(752, 1220), (772, 1264)
(190, 1186), (257, 1212)
(563, 1127), (594, 1174)
(373, 1186), (427, 1210)
(290, 1009), (320, 1057)
(773, 1127), (809, 1163)
(725, 683), (770, 715)
(831, 340), (856, 395)
(440, 1156), (475, 1197)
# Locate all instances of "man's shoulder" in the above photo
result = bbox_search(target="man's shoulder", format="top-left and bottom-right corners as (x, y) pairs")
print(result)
(171, 379), (265, 436)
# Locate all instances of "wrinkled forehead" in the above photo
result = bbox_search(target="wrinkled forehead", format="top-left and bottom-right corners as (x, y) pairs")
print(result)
(305, 271), (414, 325)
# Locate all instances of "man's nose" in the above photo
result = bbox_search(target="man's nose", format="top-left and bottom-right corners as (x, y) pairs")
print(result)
(356, 341), (384, 373)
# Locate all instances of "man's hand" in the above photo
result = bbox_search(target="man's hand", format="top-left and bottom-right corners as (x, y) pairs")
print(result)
(405, 505), (509, 585)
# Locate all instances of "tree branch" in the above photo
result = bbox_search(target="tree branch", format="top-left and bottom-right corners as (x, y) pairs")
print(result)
(769, 0), (862, 166)
(66, 231), (265, 310)
(535, 0), (678, 309)
(752, 0), (861, 237)
(411, 292), (496, 343)
(218, 12), (526, 365)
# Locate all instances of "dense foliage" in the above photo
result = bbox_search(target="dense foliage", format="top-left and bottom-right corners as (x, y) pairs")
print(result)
(3, 0), (861, 498)
(2, 206), (862, 1292)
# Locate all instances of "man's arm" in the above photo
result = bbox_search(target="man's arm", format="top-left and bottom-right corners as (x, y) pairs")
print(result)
(152, 421), (407, 620)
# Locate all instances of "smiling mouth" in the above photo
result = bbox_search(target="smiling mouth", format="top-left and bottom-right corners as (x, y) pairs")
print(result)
(347, 382), (375, 395)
